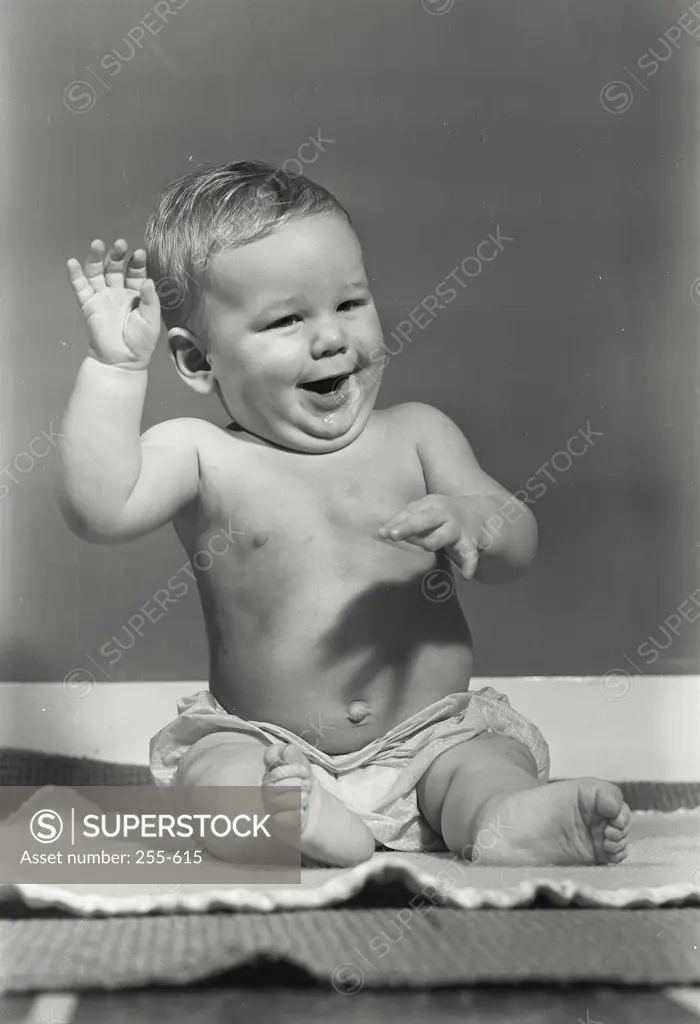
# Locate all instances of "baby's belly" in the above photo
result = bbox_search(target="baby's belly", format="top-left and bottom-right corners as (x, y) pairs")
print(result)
(203, 561), (474, 754)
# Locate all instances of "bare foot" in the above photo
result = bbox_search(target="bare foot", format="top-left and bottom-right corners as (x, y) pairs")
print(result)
(262, 743), (375, 867)
(470, 779), (632, 866)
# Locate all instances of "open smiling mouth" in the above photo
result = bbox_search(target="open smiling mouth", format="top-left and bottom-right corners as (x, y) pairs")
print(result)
(299, 373), (352, 395)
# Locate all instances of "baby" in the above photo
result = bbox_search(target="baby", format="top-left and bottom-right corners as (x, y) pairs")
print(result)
(59, 160), (630, 868)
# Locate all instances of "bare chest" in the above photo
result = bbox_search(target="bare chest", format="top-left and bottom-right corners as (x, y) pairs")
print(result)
(184, 426), (429, 581)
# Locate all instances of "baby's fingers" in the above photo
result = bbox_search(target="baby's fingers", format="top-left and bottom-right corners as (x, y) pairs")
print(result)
(132, 279), (161, 330)
(448, 536), (480, 580)
(103, 239), (129, 287)
(415, 522), (461, 552)
(66, 258), (97, 307)
(396, 523), (462, 557)
(124, 249), (148, 291)
(380, 507), (448, 541)
(82, 239), (108, 291)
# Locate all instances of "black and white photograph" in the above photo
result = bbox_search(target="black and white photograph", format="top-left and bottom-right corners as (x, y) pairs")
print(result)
(0, 0), (699, 1020)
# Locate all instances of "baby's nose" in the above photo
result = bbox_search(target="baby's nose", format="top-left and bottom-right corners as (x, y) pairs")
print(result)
(310, 318), (348, 359)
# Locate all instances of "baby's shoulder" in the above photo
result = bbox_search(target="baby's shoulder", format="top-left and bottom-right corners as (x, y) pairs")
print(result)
(140, 417), (230, 451)
(377, 402), (456, 440)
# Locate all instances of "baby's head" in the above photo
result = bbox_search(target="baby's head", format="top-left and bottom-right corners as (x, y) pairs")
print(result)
(145, 160), (384, 453)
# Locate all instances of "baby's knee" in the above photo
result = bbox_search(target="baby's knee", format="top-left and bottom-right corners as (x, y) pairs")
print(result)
(476, 731), (538, 771)
(175, 735), (270, 864)
(176, 732), (267, 788)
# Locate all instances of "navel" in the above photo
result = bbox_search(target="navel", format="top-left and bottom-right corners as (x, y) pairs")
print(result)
(347, 700), (371, 724)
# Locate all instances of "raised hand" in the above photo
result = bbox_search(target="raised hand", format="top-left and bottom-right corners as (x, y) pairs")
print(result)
(66, 239), (162, 371)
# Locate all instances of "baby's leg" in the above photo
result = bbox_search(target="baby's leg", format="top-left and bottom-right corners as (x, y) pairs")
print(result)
(417, 734), (631, 866)
(176, 733), (270, 864)
(177, 734), (374, 867)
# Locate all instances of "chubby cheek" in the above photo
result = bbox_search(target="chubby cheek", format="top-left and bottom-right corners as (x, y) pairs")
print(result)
(213, 344), (300, 396)
(358, 311), (385, 358)
(237, 375), (279, 414)
(235, 350), (303, 416)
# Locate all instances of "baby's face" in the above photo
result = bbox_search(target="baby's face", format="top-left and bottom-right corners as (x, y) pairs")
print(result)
(195, 213), (384, 453)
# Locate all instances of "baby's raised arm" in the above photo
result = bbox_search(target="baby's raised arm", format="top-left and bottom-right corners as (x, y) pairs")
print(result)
(58, 240), (199, 543)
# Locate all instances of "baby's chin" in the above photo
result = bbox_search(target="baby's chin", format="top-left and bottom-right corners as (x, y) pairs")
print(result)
(232, 404), (373, 454)
(279, 406), (373, 453)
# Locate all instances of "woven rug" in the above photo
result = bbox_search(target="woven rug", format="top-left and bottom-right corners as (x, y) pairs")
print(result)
(1, 751), (699, 992)
(1, 908), (699, 991)
(1, 781), (699, 915)
(1, 808), (699, 915)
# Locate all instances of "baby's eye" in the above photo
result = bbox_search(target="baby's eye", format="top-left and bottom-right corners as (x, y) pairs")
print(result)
(337, 299), (366, 313)
(264, 314), (302, 330)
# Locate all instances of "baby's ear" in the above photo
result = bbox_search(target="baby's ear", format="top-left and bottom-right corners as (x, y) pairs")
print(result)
(167, 327), (215, 395)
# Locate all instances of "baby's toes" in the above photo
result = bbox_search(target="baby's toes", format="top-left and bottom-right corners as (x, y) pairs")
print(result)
(604, 823), (627, 843)
(592, 781), (625, 821)
(263, 742), (306, 772)
(264, 761), (312, 786)
(263, 744), (313, 788)
(610, 802), (631, 832)
(263, 743), (288, 771)
(603, 823), (629, 863)
(603, 834), (627, 854)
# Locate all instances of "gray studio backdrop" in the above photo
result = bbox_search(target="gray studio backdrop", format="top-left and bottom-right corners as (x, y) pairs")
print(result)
(1, 0), (698, 681)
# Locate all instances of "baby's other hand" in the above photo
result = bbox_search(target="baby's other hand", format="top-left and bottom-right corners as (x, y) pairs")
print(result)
(379, 494), (485, 580)
(66, 239), (161, 371)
